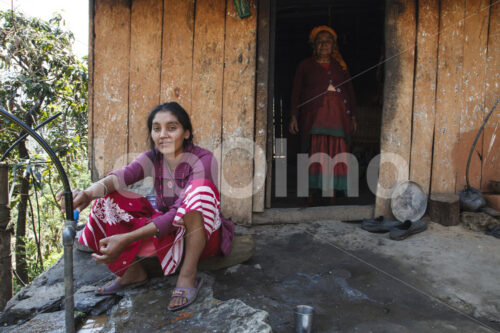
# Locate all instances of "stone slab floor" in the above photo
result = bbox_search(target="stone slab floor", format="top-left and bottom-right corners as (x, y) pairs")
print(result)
(1, 218), (499, 332)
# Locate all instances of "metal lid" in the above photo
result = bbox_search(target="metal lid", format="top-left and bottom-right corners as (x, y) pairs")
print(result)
(391, 180), (427, 222)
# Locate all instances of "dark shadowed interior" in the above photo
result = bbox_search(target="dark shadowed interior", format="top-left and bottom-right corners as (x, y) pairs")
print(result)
(271, 0), (385, 207)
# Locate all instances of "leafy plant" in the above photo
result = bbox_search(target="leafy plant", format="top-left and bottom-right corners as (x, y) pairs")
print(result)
(0, 10), (89, 291)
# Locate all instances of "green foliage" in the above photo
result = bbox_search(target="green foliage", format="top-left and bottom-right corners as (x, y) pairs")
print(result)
(0, 9), (88, 157)
(0, 10), (89, 288)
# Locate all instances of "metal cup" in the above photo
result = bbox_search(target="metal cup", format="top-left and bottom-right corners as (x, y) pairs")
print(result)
(295, 305), (313, 333)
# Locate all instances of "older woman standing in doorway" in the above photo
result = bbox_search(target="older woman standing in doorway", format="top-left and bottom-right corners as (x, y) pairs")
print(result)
(289, 25), (358, 205)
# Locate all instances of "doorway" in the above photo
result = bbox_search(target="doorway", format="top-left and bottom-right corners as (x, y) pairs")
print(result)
(270, 0), (385, 208)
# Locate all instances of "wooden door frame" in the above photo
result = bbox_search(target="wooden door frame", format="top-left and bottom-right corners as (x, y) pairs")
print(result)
(253, 0), (274, 211)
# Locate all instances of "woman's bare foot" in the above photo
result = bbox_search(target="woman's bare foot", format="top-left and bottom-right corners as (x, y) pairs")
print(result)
(168, 272), (197, 309)
(97, 259), (147, 293)
(168, 211), (206, 309)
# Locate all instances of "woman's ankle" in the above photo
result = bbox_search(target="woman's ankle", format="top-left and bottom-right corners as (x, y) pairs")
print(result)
(118, 261), (147, 284)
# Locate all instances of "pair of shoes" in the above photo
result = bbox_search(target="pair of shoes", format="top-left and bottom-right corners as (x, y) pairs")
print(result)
(389, 220), (427, 240)
(168, 277), (203, 311)
(361, 216), (402, 233)
(485, 225), (500, 239)
(95, 278), (148, 295)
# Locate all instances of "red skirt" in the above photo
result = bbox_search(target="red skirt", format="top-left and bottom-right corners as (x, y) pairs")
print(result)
(308, 134), (349, 191)
(78, 179), (222, 276)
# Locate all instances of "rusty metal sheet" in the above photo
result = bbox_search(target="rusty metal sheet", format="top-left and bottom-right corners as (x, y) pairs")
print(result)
(128, 0), (163, 159)
(220, 0), (257, 224)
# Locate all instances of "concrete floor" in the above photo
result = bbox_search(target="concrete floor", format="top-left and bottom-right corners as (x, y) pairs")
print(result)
(4, 212), (499, 332)
(211, 219), (500, 332)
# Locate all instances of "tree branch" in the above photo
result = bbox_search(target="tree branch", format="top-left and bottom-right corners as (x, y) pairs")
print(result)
(27, 192), (43, 270)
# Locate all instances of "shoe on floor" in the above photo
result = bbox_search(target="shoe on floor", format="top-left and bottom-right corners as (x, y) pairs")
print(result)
(485, 225), (500, 239)
(389, 219), (427, 240)
(361, 216), (402, 233)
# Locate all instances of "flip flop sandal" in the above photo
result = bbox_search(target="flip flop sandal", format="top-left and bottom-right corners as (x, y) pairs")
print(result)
(95, 279), (147, 296)
(168, 278), (203, 312)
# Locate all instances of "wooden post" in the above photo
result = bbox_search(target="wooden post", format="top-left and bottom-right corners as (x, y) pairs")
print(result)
(253, 0), (271, 213)
(481, 1), (500, 191)
(455, 0), (490, 190)
(0, 163), (12, 310)
(92, 0), (131, 179)
(431, 0), (465, 193)
(409, 0), (439, 194)
(375, 0), (416, 217)
(221, 0), (257, 225)
(128, 0), (163, 159)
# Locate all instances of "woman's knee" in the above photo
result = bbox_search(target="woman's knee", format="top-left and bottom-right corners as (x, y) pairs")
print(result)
(182, 211), (204, 230)
(186, 178), (217, 192)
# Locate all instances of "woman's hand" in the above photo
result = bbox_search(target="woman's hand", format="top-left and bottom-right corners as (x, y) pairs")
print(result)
(91, 234), (130, 264)
(56, 189), (93, 213)
(289, 115), (299, 134)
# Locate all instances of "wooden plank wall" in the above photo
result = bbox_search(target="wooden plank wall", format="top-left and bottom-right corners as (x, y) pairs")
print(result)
(161, 0), (195, 111)
(455, 0), (490, 191)
(409, 0), (439, 194)
(429, 0), (499, 194)
(481, 0), (500, 192)
(431, 0), (465, 194)
(191, 0), (225, 153)
(90, 0), (499, 221)
(377, 0), (499, 216)
(92, 0), (131, 178)
(128, 0), (163, 160)
(90, 0), (259, 223)
(375, 0), (416, 217)
(220, 0), (257, 224)
(252, 0), (270, 213)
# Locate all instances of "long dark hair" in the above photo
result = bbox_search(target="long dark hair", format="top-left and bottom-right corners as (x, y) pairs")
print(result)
(147, 102), (194, 156)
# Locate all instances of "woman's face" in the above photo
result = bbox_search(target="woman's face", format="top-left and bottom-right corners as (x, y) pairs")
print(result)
(314, 31), (335, 58)
(151, 110), (190, 157)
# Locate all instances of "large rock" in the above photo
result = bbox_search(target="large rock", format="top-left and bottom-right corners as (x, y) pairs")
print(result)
(102, 273), (271, 333)
(0, 244), (111, 326)
(73, 285), (118, 316)
(0, 283), (64, 326)
(1, 234), (269, 332)
(1, 310), (85, 333)
(198, 235), (255, 271)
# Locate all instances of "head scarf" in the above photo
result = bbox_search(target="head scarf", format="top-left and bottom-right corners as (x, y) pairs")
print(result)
(309, 25), (337, 42)
(309, 26), (348, 71)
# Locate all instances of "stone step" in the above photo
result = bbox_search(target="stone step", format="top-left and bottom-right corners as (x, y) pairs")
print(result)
(252, 205), (374, 224)
(198, 234), (255, 271)
(139, 234), (255, 277)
